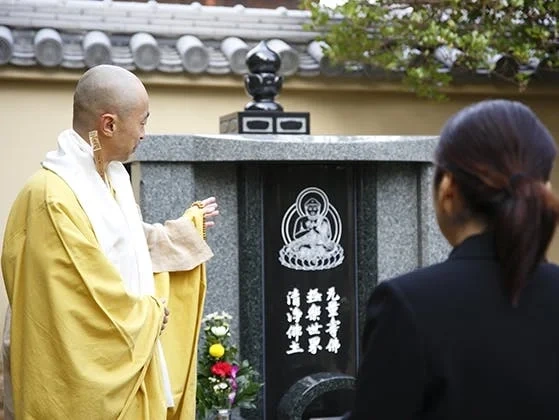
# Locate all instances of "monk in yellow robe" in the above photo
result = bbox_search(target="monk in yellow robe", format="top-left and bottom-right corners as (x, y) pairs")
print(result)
(1, 65), (217, 419)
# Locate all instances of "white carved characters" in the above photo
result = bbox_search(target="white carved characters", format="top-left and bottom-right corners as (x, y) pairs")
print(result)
(285, 286), (342, 356)
(279, 187), (344, 271)
(286, 288), (304, 355)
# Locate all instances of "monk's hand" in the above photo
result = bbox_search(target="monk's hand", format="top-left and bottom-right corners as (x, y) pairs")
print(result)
(160, 299), (170, 334)
(200, 197), (219, 228)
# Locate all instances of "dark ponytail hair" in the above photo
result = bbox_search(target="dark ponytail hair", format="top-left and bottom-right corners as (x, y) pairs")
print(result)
(435, 100), (559, 304)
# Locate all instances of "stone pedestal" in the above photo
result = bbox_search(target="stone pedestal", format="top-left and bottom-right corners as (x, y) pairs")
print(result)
(219, 111), (310, 135)
(129, 134), (450, 419)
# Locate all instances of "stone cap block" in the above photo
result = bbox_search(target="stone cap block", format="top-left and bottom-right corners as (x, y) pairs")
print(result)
(130, 134), (438, 163)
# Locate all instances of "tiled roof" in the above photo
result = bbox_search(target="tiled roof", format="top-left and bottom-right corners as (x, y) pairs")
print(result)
(0, 0), (557, 81)
(0, 0), (330, 76)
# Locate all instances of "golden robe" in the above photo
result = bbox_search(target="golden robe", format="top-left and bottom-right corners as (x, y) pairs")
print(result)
(1, 169), (209, 419)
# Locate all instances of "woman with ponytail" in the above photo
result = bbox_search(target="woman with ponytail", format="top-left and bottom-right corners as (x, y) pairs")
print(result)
(347, 100), (559, 420)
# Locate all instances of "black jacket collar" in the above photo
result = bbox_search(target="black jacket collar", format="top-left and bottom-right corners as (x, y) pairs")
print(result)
(448, 231), (498, 261)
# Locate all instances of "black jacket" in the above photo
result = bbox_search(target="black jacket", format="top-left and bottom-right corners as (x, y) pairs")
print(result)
(348, 232), (559, 419)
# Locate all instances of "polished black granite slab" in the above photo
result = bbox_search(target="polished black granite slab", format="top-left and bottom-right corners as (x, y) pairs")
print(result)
(238, 164), (377, 419)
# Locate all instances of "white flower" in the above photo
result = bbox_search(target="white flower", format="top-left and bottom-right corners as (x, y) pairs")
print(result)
(219, 382), (228, 390)
(203, 311), (234, 327)
(211, 326), (229, 337)
(202, 313), (215, 323)
(213, 384), (221, 392)
(221, 312), (233, 320)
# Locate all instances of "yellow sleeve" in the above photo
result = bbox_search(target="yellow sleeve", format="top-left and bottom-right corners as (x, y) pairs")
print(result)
(155, 206), (207, 420)
(2, 177), (165, 419)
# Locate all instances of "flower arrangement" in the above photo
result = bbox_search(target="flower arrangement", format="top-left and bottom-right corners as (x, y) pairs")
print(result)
(196, 312), (263, 418)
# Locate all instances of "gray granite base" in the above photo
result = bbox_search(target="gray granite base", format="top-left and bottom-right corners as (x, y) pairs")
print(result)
(132, 161), (242, 343)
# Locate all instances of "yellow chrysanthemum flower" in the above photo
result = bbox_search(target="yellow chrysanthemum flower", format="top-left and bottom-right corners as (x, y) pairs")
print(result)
(209, 343), (225, 358)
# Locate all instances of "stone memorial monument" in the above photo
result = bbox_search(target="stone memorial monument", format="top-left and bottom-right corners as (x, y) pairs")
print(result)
(129, 40), (449, 420)
(130, 135), (449, 419)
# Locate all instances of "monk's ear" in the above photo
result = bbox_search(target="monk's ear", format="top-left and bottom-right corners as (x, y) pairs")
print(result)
(100, 113), (116, 137)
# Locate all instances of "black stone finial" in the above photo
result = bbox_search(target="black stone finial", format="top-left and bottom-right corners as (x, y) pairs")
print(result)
(219, 40), (309, 135)
(246, 40), (281, 73)
(244, 41), (284, 111)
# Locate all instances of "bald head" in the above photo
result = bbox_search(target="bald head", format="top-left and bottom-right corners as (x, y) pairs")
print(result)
(72, 65), (148, 132)
(72, 65), (150, 163)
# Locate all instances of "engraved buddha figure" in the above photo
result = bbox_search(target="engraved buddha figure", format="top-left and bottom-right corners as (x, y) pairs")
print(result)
(290, 198), (335, 256)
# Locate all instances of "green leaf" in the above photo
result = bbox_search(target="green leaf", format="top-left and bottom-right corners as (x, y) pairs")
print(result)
(304, 0), (558, 101)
